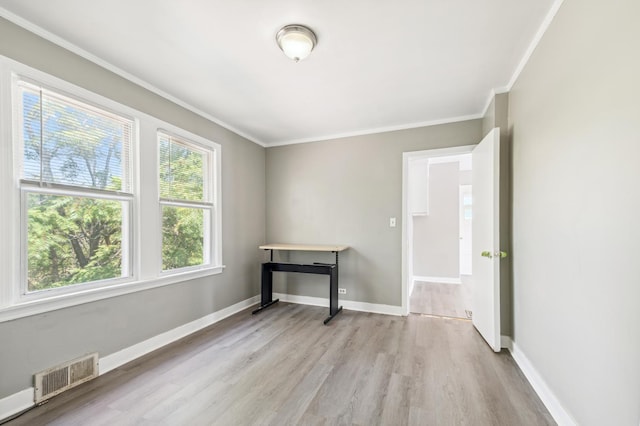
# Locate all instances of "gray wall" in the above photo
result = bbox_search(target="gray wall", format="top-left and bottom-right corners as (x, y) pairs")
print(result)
(266, 121), (481, 306)
(413, 162), (460, 278)
(482, 93), (508, 138)
(509, 0), (640, 424)
(0, 18), (266, 399)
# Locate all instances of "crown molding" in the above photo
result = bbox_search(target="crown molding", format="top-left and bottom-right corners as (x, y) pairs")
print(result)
(0, 8), (266, 148)
(0, 0), (565, 149)
(266, 113), (484, 147)
(481, 0), (564, 122)
(505, 0), (565, 91)
(270, 0), (565, 147)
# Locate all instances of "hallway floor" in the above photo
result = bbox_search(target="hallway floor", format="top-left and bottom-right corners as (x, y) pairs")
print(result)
(409, 278), (472, 319)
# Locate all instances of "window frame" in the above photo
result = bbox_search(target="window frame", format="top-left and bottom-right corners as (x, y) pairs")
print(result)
(0, 56), (223, 322)
(15, 77), (136, 300)
(19, 185), (135, 302)
(157, 130), (218, 274)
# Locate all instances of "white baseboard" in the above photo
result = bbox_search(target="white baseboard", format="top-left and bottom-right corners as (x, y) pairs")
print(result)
(1, 299), (574, 426)
(0, 388), (34, 423)
(413, 275), (462, 284)
(509, 341), (577, 426)
(273, 292), (403, 316)
(343, 300), (403, 316)
(0, 295), (260, 423)
(100, 295), (260, 374)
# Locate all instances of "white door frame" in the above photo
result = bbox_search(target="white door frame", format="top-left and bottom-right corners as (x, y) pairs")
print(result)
(401, 145), (477, 316)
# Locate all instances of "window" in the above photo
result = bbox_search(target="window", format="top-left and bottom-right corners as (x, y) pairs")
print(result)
(0, 58), (222, 320)
(16, 79), (133, 293)
(463, 194), (473, 220)
(158, 132), (215, 271)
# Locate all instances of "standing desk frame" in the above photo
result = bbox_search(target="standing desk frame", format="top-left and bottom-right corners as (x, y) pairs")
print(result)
(252, 244), (349, 325)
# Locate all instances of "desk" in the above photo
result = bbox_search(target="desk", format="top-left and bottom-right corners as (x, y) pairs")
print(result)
(252, 244), (349, 324)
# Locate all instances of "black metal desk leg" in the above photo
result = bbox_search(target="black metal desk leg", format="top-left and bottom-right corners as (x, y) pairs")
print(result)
(323, 259), (343, 325)
(252, 262), (279, 314)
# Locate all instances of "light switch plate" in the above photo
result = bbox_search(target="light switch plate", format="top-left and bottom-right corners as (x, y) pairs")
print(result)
(389, 217), (396, 227)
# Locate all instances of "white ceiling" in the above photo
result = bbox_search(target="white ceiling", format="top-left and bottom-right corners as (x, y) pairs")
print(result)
(0, 0), (557, 146)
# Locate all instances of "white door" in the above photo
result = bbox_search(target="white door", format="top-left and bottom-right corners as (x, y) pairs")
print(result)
(471, 128), (501, 352)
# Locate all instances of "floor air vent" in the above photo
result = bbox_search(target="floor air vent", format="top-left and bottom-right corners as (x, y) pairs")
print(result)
(34, 353), (98, 403)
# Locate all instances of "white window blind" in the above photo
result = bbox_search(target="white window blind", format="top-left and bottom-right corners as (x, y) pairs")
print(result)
(158, 132), (209, 203)
(17, 80), (133, 193)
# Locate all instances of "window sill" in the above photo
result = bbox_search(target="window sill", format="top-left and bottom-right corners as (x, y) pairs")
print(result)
(0, 265), (225, 323)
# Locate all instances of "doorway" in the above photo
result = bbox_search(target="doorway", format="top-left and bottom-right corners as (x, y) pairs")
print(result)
(401, 145), (475, 319)
(402, 130), (502, 351)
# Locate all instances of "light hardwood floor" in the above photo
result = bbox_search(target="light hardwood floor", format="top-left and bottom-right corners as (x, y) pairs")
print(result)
(410, 280), (472, 319)
(6, 303), (554, 425)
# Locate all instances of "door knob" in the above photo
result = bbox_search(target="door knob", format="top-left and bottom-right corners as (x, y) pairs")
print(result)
(481, 251), (508, 259)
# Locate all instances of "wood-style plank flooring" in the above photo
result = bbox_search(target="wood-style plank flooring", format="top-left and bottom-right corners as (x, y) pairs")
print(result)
(410, 280), (472, 319)
(6, 303), (554, 425)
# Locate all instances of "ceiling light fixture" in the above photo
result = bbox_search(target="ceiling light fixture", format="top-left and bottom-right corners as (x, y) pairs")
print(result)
(276, 24), (317, 62)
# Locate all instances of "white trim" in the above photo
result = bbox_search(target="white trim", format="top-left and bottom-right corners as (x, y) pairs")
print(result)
(480, 87), (509, 121)
(266, 114), (483, 147)
(482, 0), (563, 116)
(100, 295), (259, 374)
(0, 388), (33, 423)
(481, 88), (498, 119)
(505, 0), (565, 91)
(0, 295), (258, 423)
(0, 56), (226, 322)
(2, 56), (227, 151)
(402, 145), (478, 162)
(0, 266), (224, 323)
(0, 59), (18, 310)
(0, 1), (564, 150)
(413, 276), (462, 285)
(262, 0), (565, 148)
(402, 152), (411, 316)
(509, 341), (577, 426)
(342, 300), (403, 316)
(156, 129), (219, 272)
(273, 293), (403, 316)
(0, 8), (265, 148)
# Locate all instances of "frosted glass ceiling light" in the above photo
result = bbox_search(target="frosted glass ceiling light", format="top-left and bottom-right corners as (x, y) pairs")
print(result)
(276, 24), (317, 62)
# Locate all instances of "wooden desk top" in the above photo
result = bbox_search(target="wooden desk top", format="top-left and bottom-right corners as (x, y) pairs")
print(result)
(259, 243), (349, 252)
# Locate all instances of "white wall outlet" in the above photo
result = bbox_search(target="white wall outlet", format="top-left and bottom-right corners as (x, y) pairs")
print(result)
(338, 288), (347, 294)
(389, 217), (396, 227)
